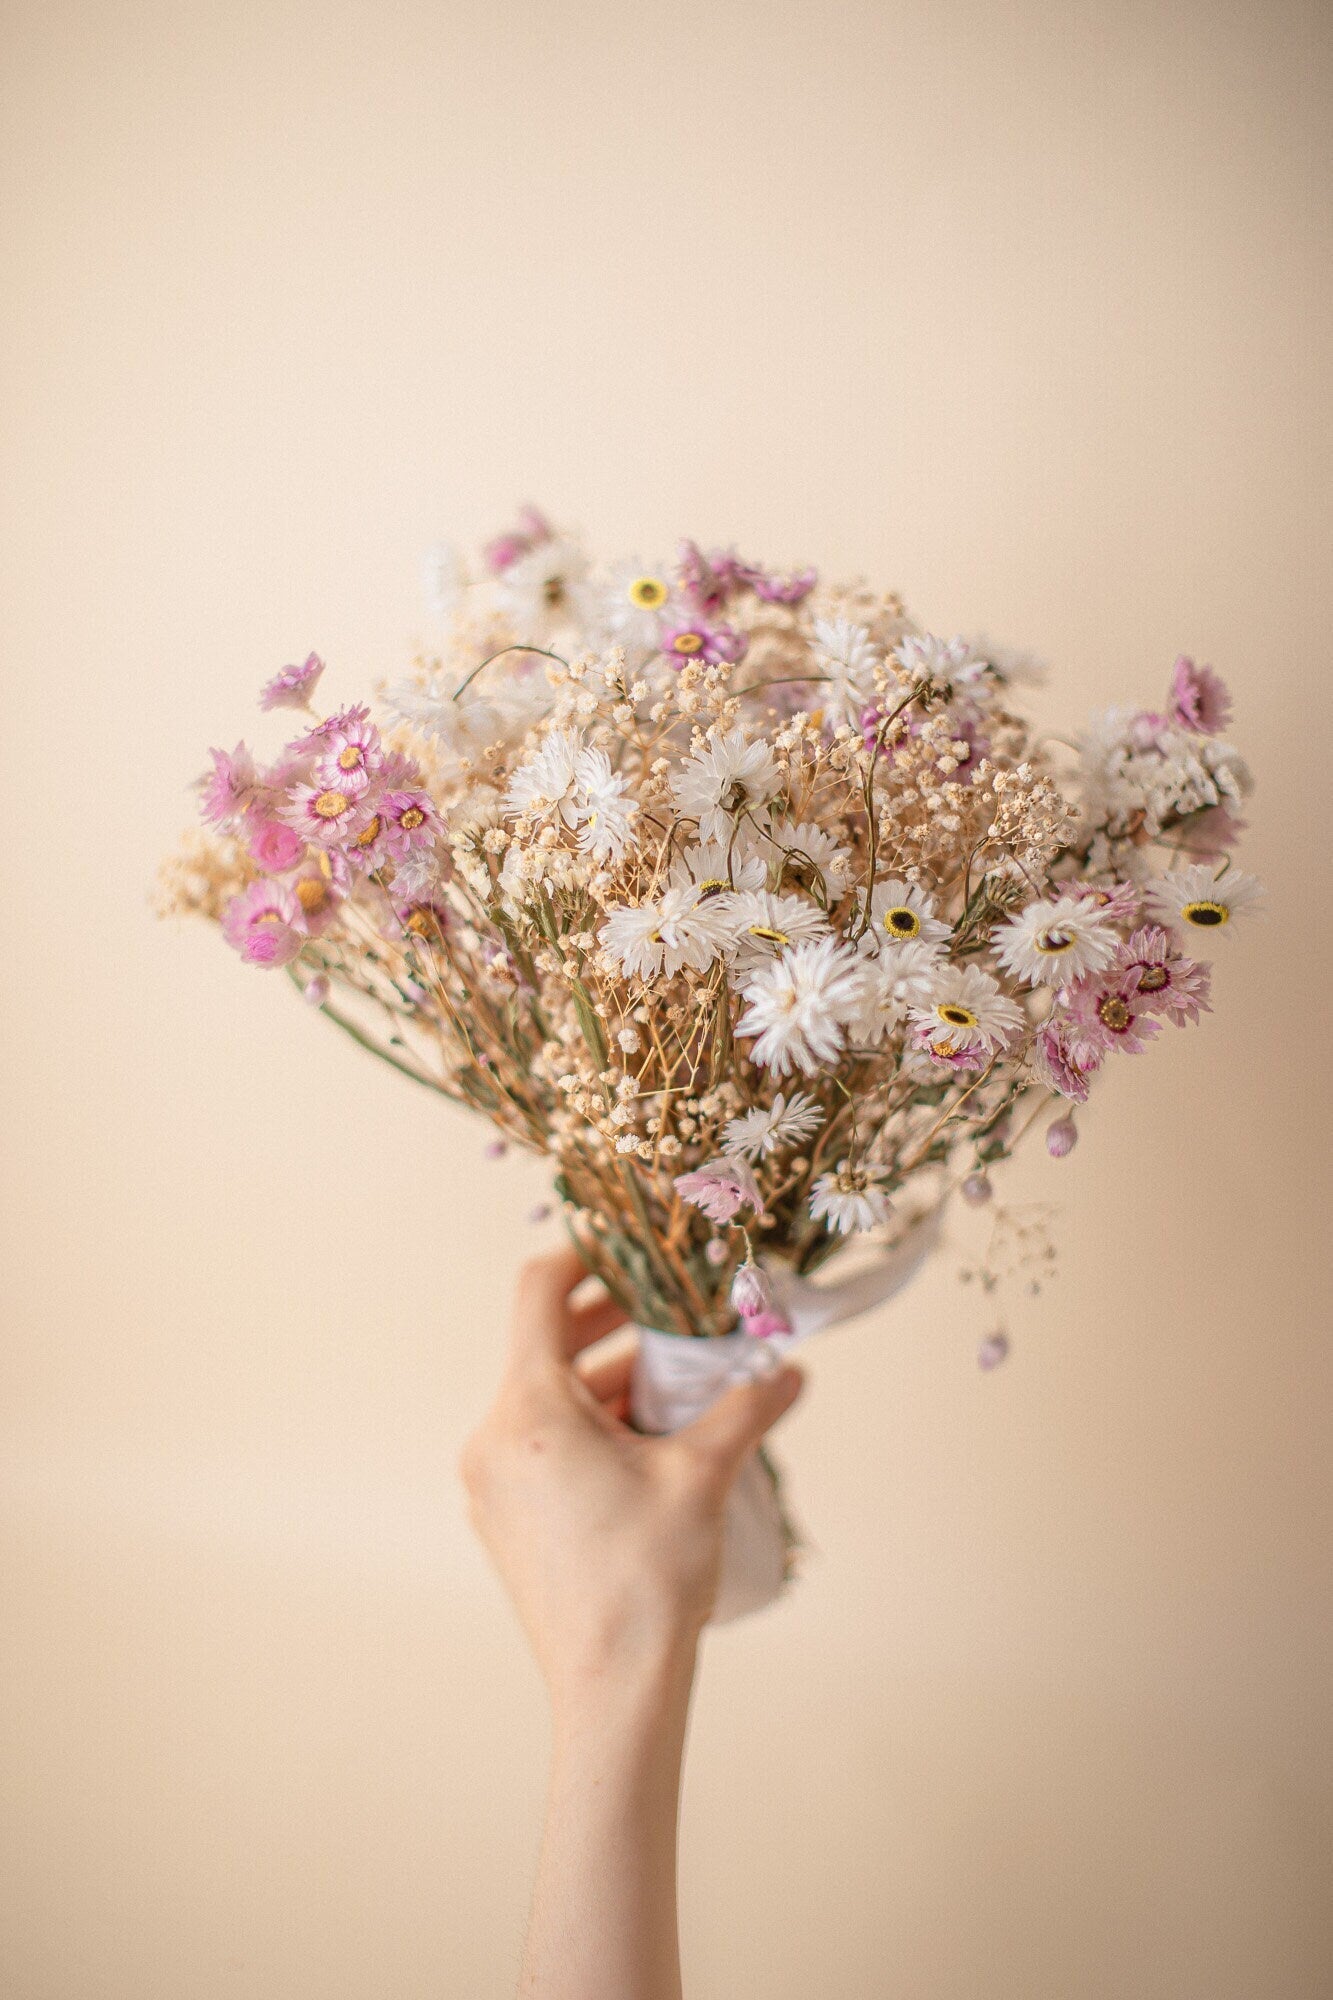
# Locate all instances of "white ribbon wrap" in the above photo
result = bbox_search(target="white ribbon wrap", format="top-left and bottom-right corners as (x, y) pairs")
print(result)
(629, 1210), (942, 1625)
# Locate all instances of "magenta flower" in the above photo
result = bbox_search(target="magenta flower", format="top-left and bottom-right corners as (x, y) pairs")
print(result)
(380, 788), (442, 861)
(259, 652), (325, 712)
(315, 708), (381, 795)
(483, 505), (553, 575)
(280, 781), (371, 848)
(220, 880), (306, 968)
(199, 743), (261, 828)
(676, 541), (817, 614)
(246, 816), (305, 873)
(740, 559), (817, 605)
(1113, 925), (1212, 1025)
(741, 1308), (795, 1340)
(673, 1155), (762, 1224)
(1061, 973), (1163, 1067)
(661, 619), (748, 668)
(1169, 655), (1232, 736)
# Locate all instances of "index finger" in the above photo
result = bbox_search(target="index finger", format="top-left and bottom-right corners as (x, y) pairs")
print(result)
(507, 1244), (609, 1372)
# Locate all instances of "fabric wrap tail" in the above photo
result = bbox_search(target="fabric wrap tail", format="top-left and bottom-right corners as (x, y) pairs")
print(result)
(629, 1209), (943, 1625)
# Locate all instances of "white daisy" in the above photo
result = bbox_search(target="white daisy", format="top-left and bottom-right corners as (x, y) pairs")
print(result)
(894, 633), (988, 687)
(670, 729), (781, 846)
(495, 535), (591, 642)
(600, 558), (676, 652)
(769, 818), (852, 897)
(811, 617), (881, 727)
(861, 877), (951, 951)
(1144, 863), (1264, 938)
(718, 889), (830, 970)
(839, 957), (908, 1048)
(505, 728), (583, 827)
(991, 894), (1119, 989)
(909, 963), (1025, 1053)
(599, 883), (729, 981)
(809, 1162), (893, 1236)
(721, 1090), (824, 1162)
(671, 837), (766, 907)
(736, 937), (864, 1077)
(574, 747), (638, 863)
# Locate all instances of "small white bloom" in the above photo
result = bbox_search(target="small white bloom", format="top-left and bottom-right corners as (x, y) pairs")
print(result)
(670, 729), (781, 846)
(769, 818), (852, 897)
(992, 894), (1119, 988)
(811, 617), (881, 727)
(671, 837), (766, 906)
(1143, 863), (1264, 937)
(573, 746), (638, 862)
(736, 937), (865, 1077)
(909, 963), (1025, 1053)
(861, 877), (951, 951)
(894, 633), (988, 686)
(809, 1162), (893, 1235)
(721, 1090), (824, 1162)
(495, 535), (592, 642)
(506, 728), (583, 826)
(717, 889), (830, 970)
(599, 883), (729, 981)
(600, 558), (677, 651)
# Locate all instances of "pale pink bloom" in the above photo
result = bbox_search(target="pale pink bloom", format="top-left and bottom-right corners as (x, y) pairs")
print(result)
(960, 1172), (993, 1206)
(316, 709), (381, 794)
(200, 743), (261, 828)
(379, 788), (441, 862)
(287, 860), (344, 936)
(1046, 1114), (1078, 1158)
(1032, 1021), (1097, 1104)
(246, 816), (305, 873)
(1112, 925), (1212, 1025)
(1172, 801), (1248, 859)
(673, 1156), (762, 1224)
(259, 652), (324, 712)
(675, 541), (817, 612)
(730, 1264), (772, 1316)
(303, 974), (330, 1006)
(661, 618), (748, 667)
(1169, 655), (1232, 736)
(978, 1332), (1009, 1370)
(742, 1308), (794, 1339)
(1062, 973), (1163, 1066)
(220, 880), (306, 968)
(740, 557), (817, 605)
(1074, 878), (1141, 926)
(393, 895), (451, 944)
(907, 1026), (988, 1073)
(483, 505), (553, 575)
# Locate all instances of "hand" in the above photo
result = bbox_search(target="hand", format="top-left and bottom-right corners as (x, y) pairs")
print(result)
(460, 1245), (804, 1711)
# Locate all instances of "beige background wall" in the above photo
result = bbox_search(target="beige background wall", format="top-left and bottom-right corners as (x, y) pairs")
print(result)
(2, 2), (1331, 1994)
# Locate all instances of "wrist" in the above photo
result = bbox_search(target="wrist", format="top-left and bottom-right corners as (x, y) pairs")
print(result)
(548, 1618), (700, 1743)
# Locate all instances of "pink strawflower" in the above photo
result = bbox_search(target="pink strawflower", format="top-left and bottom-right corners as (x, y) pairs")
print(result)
(673, 1155), (762, 1224)
(1172, 800), (1248, 860)
(280, 782), (371, 848)
(742, 1308), (794, 1340)
(380, 788), (442, 861)
(1062, 973), (1163, 1067)
(908, 1026), (988, 1073)
(730, 1264), (772, 1317)
(676, 541), (817, 613)
(1032, 1021), (1097, 1104)
(200, 743), (261, 828)
(661, 618), (748, 668)
(220, 880), (306, 968)
(1045, 1114), (1078, 1158)
(738, 557), (817, 605)
(315, 708), (381, 794)
(287, 859), (344, 936)
(1074, 878), (1141, 926)
(1112, 925), (1212, 1025)
(259, 652), (325, 712)
(1169, 655), (1232, 736)
(246, 816), (305, 873)
(483, 505), (553, 575)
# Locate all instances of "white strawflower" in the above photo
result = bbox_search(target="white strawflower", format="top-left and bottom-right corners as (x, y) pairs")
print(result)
(671, 729), (780, 845)
(736, 937), (864, 1077)
(506, 728), (584, 826)
(910, 963), (1025, 1052)
(992, 894), (1119, 988)
(672, 837), (765, 906)
(573, 746), (638, 862)
(770, 818), (852, 896)
(1144, 863), (1264, 937)
(839, 957), (908, 1047)
(599, 883), (728, 980)
(495, 535), (592, 642)
(600, 558), (676, 651)
(810, 1162), (893, 1235)
(721, 1090), (824, 1162)
(894, 633), (987, 686)
(381, 666), (544, 766)
(861, 877), (951, 950)
(811, 616), (880, 726)
(718, 889), (830, 969)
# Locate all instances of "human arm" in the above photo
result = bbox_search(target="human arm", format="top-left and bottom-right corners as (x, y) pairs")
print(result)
(459, 1246), (803, 2000)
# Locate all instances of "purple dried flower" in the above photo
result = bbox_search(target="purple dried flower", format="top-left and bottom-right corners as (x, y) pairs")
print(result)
(1045, 1115), (1078, 1159)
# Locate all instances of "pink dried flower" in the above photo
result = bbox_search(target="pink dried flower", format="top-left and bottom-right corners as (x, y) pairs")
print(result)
(483, 505), (552, 575)
(220, 880), (306, 968)
(978, 1331), (1010, 1370)
(738, 557), (818, 605)
(1074, 879), (1141, 926)
(259, 652), (324, 712)
(1113, 925), (1212, 1025)
(286, 862), (343, 937)
(302, 974), (329, 1006)
(1169, 655), (1232, 736)
(246, 816), (305, 873)
(1032, 1022), (1097, 1104)
(742, 1308), (794, 1340)
(661, 619), (748, 668)
(704, 1239), (729, 1267)
(1046, 1114), (1078, 1158)
(380, 788), (442, 861)
(674, 1156), (762, 1225)
(1062, 974), (1163, 1066)
(730, 1264), (772, 1317)
(316, 709), (381, 794)
(200, 743), (261, 828)
(484, 1139), (507, 1160)
(280, 782), (371, 849)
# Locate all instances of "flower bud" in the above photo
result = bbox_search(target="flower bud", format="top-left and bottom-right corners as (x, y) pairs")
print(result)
(704, 1239), (729, 1267)
(302, 975), (329, 1007)
(484, 1138), (507, 1160)
(978, 1331), (1009, 1371)
(527, 1203), (551, 1224)
(730, 1264), (772, 1318)
(961, 1171), (993, 1206)
(1046, 1114), (1078, 1159)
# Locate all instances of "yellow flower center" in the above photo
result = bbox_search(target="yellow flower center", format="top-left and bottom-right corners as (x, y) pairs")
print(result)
(313, 789), (349, 819)
(1036, 927), (1075, 954)
(1098, 995), (1131, 1031)
(354, 815), (382, 847)
(695, 878), (729, 900)
(672, 630), (704, 654)
(399, 805), (426, 831)
(748, 925), (791, 946)
(938, 1003), (978, 1029)
(628, 575), (668, 610)
(337, 745), (362, 771)
(1137, 964), (1169, 991)
(254, 908), (282, 926)
(1181, 899), (1228, 927)
(296, 877), (328, 913)
(932, 1038), (958, 1058)
(405, 906), (438, 937)
(882, 906), (921, 938)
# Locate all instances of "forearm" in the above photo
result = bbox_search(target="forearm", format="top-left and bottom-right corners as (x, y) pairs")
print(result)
(519, 1639), (699, 2000)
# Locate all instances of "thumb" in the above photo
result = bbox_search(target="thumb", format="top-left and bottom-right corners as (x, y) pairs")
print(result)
(676, 1364), (804, 1483)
